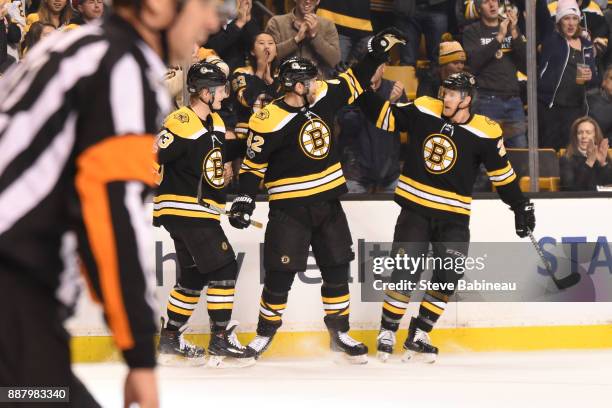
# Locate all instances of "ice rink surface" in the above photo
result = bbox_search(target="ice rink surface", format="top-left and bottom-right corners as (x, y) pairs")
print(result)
(75, 349), (612, 408)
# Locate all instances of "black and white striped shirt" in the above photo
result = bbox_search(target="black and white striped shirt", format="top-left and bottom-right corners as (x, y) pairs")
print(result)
(0, 14), (171, 368)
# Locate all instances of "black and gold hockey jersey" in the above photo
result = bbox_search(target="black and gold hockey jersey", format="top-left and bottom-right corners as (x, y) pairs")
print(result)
(153, 106), (245, 227)
(230, 66), (281, 140)
(359, 94), (525, 220)
(238, 62), (378, 208)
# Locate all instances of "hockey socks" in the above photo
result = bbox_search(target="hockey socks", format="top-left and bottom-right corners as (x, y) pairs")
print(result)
(381, 289), (410, 332)
(417, 290), (449, 332)
(207, 280), (236, 330)
(166, 285), (201, 330)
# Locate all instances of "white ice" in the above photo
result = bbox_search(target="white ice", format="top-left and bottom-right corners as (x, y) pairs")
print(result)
(74, 349), (612, 408)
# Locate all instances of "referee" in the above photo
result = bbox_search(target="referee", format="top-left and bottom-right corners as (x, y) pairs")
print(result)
(0, 1), (220, 407)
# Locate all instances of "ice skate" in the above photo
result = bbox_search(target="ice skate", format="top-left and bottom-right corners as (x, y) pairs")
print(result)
(402, 317), (438, 363)
(376, 329), (396, 362)
(244, 332), (276, 360)
(207, 321), (255, 368)
(158, 317), (206, 366)
(329, 329), (368, 364)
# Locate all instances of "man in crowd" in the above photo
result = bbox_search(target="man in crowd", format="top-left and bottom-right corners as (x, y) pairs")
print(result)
(417, 41), (467, 98)
(588, 65), (612, 142)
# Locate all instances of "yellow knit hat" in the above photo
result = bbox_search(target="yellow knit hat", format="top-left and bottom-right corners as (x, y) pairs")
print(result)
(439, 41), (466, 65)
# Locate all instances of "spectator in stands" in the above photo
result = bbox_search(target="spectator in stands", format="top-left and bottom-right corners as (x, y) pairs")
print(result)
(587, 64), (612, 142)
(266, 0), (340, 78)
(204, 0), (259, 72)
(26, 0), (73, 31)
(230, 32), (280, 140)
(340, 63), (407, 193)
(394, 0), (449, 67)
(21, 21), (55, 55)
(317, 0), (372, 65)
(66, 0), (104, 28)
(457, 0), (553, 46)
(418, 41), (466, 97)
(547, 0), (609, 65)
(1, 3), (20, 74)
(538, 0), (597, 151)
(560, 116), (612, 190)
(463, 0), (528, 147)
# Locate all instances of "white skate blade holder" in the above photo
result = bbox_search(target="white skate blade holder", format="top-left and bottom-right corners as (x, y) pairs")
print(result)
(376, 351), (391, 363)
(333, 351), (368, 365)
(206, 355), (256, 369)
(157, 353), (207, 367)
(401, 349), (437, 364)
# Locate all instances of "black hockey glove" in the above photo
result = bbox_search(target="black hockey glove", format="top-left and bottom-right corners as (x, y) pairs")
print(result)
(229, 195), (255, 229)
(367, 27), (407, 63)
(511, 200), (535, 238)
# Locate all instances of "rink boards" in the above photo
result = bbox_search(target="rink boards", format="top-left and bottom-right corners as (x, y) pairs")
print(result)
(67, 197), (612, 362)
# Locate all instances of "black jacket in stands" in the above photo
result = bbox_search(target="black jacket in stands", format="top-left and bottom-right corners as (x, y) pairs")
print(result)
(153, 106), (246, 228)
(358, 94), (526, 221)
(0, 14), (171, 369)
(238, 56), (380, 208)
(559, 153), (612, 191)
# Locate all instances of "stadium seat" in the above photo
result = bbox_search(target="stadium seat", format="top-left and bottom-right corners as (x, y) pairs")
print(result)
(382, 65), (418, 100)
(499, 148), (560, 192)
(519, 176), (560, 192)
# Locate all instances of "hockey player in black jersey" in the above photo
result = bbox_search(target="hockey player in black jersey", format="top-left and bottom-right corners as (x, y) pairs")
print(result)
(153, 61), (252, 368)
(358, 72), (535, 363)
(228, 29), (407, 364)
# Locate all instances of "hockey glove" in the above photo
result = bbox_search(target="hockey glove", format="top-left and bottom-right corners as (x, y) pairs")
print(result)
(229, 195), (255, 229)
(511, 200), (535, 238)
(367, 27), (407, 62)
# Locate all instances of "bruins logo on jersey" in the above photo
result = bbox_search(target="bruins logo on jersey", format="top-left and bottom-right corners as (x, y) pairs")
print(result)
(203, 148), (225, 189)
(173, 112), (189, 123)
(423, 134), (457, 174)
(299, 119), (331, 160)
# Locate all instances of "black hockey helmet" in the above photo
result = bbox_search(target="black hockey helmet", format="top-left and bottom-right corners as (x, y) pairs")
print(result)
(187, 61), (228, 95)
(441, 72), (477, 97)
(279, 57), (318, 92)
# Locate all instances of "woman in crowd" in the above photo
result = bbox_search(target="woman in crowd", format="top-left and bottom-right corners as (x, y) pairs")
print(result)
(26, 0), (72, 31)
(538, 0), (597, 151)
(230, 31), (280, 140)
(560, 116), (612, 190)
(21, 21), (54, 55)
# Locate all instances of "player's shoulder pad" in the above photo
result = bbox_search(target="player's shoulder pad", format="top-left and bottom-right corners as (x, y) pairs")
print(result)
(233, 66), (254, 76)
(462, 114), (503, 139)
(414, 96), (443, 117)
(309, 80), (330, 106)
(210, 112), (226, 134)
(163, 106), (203, 139)
(249, 102), (295, 134)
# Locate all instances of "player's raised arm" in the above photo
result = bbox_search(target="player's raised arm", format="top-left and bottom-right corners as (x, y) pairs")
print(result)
(313, 28), (407, 110)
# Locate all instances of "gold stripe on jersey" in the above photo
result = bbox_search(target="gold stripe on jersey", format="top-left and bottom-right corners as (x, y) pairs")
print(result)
(396, 175), (472, 216)
(265, 163), (346, 201)
(487, 163), (516, 187)
(249, 103), (297, 134)
(153, 194), (224, 209)
(240, 158), (268, 179)
(338, 68), (363, 104)
(316, 9), (373, 31)
(153, 194), (222, 221)
(235, 122), (250, 139)
(376, 101), (396, 132)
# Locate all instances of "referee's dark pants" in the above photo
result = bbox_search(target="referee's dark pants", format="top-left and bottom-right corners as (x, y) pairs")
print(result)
(0, 272), (100, 407)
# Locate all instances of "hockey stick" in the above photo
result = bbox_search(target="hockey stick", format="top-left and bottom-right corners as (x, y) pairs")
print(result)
(527, 229), (581, 290)
(197, 172), (263, 229)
